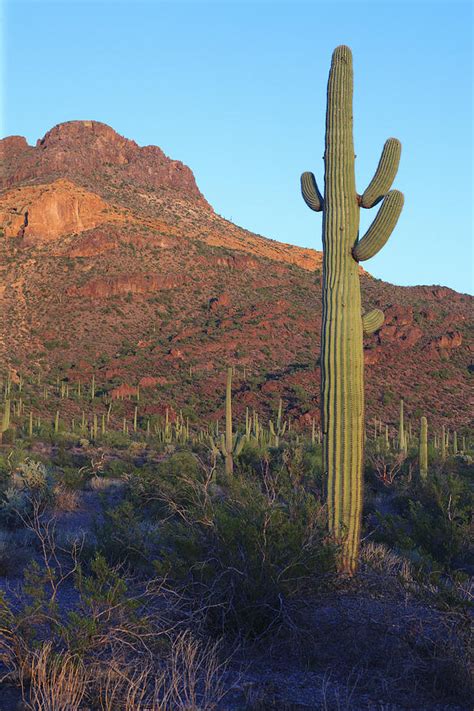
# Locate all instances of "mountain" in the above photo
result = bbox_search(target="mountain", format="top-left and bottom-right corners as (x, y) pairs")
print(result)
(0, 121), (472, 431)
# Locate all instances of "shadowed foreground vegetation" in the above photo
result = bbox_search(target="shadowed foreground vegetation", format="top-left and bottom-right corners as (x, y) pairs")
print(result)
(0, 409), (472, 709)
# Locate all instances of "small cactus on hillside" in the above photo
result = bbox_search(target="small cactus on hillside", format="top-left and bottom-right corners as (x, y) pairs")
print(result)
(419, 416), (428, 479)
(209, 368), (246, 474)
(269, 399), (287, 447)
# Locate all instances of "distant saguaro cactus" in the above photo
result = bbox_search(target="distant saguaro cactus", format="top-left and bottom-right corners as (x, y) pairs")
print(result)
(209, 368), (246, 474)
(301, 46), (403, 574)
(1, 399), (11, 443)
(419, 416), (428, 479)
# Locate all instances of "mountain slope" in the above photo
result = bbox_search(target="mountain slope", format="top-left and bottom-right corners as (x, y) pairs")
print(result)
(0, 121), (471, 431)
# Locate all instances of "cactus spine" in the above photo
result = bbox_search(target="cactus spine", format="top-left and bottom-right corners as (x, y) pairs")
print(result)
(301, 46), (403, 574)
(419, 416), (428, 479)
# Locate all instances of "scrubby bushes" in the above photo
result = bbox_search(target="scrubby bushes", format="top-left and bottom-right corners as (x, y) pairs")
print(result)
(154, 466), (335, 636)
(0, 459), (54, 527)
(364, 447), (473, 574)
(0, 430), (471, 708)
(95, 447), (336, 636)
(0, 547), (226, 709)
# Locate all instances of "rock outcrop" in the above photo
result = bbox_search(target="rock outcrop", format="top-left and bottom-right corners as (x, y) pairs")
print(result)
(0, 121), (208, 206)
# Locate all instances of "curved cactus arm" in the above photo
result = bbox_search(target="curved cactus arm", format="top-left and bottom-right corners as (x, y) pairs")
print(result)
(360, 138), (401, 208)
(362, 309), (384, 334)
(220, 433), (228, 458)
(301, 172), (324, 212)
(234, 434), (247, 457)
(207, 435), (221, 458)
(352, 190), (404, 262)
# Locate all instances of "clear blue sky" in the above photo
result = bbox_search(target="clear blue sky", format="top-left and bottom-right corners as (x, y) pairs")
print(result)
(2, 0), (473, 294)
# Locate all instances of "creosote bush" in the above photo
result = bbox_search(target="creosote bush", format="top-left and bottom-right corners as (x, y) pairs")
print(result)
(151, 450), (336, 637)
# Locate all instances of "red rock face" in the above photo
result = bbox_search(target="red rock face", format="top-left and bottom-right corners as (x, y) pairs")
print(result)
(0, 136), (30, 159)
(110, 384), (139, 400)
(0, 180), (122, 241)
(437, 332), (463, 350)
(68, 273), (184, 299)
(379, 324), (423, 348)
(67, 228), (119, 257)
(364, 348), (382, 365)
(384, 305), (414, 327)
(139, 376), (160, 388)
(0, 121), (209, 206)
(209, 293), (231, 311)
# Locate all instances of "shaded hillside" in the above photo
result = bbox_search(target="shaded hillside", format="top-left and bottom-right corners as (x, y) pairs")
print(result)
(0, 121), (472, 430)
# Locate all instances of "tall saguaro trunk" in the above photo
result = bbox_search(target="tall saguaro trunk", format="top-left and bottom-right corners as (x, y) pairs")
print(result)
(301, 46), (404, 574)
(225, 366), (233, 475)
(322, 46), (364, 574)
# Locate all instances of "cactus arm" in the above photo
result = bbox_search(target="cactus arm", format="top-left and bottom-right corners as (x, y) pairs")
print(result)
(301, 172), (324, 212)
(234, 434), (246, 457)
(361, 138), (401, 208)
(362, 309), (384, 334)
(220, 433), (227, 458)
(352, 190), (404, 262)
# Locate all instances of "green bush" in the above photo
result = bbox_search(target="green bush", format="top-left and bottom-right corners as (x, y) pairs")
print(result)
(373, 470), (472, 572)
(154, 466), (335, 636)
(0, 459), (54, 527)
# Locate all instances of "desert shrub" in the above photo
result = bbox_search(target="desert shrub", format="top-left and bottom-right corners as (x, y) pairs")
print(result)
(301, 443), (323, 485)
(0, 488), (33, 528)
(94, 501), (157, 571)
(0, 530), (30, 575)
(103, 457), (132, 478)
(59, 465), (91, 490)
(154, 467), (335, 637)
(0, 459), (54, 527)
(53, 484), (80, 512)
(128, 451), (203, 518)
(0, 533), (227, 710)
(13, 459), (50, 491)
(372, 470), (472, 572)
(237, 438), (271, 470)
(100, 430), (131, 448)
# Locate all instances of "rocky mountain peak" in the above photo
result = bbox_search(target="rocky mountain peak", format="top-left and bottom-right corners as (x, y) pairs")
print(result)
(0, 120), (209, 207)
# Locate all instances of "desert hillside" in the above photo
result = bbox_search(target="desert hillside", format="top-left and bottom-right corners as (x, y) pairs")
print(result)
(0, 120), (472, 430)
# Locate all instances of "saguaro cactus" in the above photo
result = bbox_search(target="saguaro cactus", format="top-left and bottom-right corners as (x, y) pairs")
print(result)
(301, 46), (403, 574)
(221, 367), (246, 474)
(419, 416), (428, 479)
(269, 398), (287, 447)
(399, 399), (406, 452)
(0, 399), (11, 443)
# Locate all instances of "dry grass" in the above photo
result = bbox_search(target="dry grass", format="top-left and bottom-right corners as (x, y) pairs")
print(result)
(88, 475), (123, 491)
(53, 483), (80, 512)
(93, 631), (227, 710)
(23, 642), (86, 711)
(360, 541), (413, 581)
